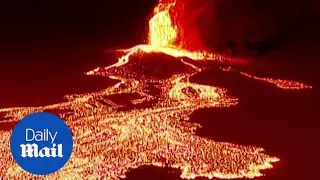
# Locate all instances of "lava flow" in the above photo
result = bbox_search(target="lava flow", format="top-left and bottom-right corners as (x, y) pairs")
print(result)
(110, 0), (230, 70)
(0, 0), (313, 179)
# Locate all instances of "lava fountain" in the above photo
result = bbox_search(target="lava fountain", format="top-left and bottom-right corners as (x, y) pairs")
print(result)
(0, 0), (312, 179)
(110, 0), (229, 70)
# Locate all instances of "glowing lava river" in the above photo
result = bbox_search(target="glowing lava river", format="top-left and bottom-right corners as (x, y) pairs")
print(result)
(0, 0), (312, 179)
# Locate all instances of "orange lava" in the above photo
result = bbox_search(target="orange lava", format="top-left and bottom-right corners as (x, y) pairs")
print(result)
(113, 0), (231, 67)
(0, 58), (279, 179)
(0, 0), (313, 179)
(220, 66), (312, 90)
(240, 72), (312, 90)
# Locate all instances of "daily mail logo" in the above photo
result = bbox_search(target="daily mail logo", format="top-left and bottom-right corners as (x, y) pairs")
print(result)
(20, 128), (63, 158)
(10, 112), (73, 175)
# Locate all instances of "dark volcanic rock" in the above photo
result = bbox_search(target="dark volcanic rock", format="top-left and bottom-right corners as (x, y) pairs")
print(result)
(103, 52), (196, 80)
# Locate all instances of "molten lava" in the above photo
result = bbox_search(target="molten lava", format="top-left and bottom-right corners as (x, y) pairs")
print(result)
(148, 0), (177, 47)
(0, 59), (280, 179)
(0, 0), (312, 179)
(114, 0), (229, 67)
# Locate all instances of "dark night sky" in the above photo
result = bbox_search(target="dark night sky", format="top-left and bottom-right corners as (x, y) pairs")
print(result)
(0, 0), (157, 107)
(1, 0), (319, 51)
(0, 1), (156, 47)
